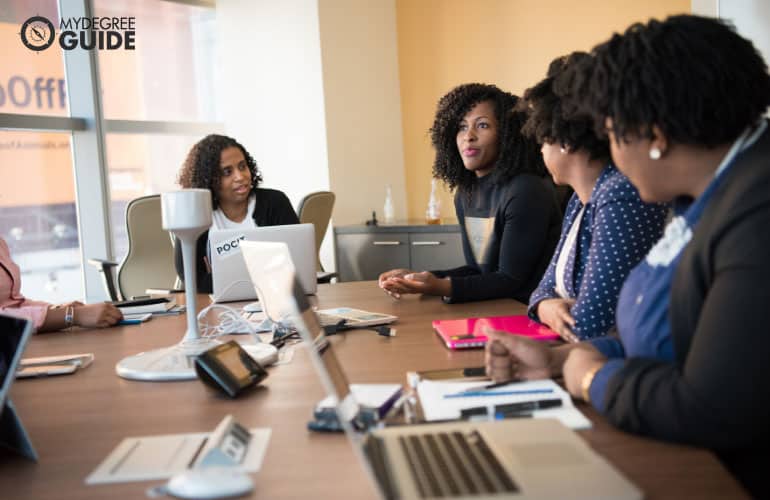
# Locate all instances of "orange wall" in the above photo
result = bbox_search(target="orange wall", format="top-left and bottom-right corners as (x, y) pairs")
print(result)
(396, 0), (690, 220)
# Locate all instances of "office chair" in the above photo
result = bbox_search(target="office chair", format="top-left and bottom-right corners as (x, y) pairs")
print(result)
(296, 191), (337, 284)
(89, 194), (182, 301)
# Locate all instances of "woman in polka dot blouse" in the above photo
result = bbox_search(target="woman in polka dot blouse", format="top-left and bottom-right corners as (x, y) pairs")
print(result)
(520, 52), (668, 341)
(487, 17), (770, 496)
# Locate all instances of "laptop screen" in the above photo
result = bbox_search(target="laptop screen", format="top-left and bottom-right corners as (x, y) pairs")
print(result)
(289, 279), (352, 407)
(0, 314), (34, 407)
(210, 224), (317, 302)
(240, 240), (356, 419)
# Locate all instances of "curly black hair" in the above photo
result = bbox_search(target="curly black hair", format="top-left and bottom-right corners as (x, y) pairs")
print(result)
(580, 15), (770, 146)
(520, 52), (610, 162)
(177, 134), (263, 210)
(430, 83), (546, 193)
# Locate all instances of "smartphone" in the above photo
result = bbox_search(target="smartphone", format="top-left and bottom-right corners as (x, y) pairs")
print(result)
(16, 364), (78, 379)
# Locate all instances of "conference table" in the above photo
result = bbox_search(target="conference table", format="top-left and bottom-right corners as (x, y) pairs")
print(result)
(0, 282), (748, 499)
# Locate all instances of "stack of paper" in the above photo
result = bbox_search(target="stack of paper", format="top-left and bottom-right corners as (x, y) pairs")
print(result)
(415, 378), (591, 429)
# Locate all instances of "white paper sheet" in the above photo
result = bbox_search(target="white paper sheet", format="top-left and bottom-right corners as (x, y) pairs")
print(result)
(85, 428), (271, 484)
(416, 378), (591, 429)
(316, 383), (402, 410)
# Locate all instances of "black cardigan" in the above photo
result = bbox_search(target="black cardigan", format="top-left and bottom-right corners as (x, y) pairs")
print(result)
(602, 125), (770, 497)
(174, 188), (299, 293)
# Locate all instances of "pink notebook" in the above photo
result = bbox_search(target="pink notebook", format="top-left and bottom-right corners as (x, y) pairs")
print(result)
(432, 315), (560, 349)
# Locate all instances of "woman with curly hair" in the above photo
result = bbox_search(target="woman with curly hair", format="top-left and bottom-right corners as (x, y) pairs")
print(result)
(174, 134), (298, 293)
(379, 83), (562, 303)
(486, 16), (770, 496)
(522, 52), (667, 341)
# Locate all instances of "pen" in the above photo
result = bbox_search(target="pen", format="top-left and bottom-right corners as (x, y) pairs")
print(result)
(494, 399), (562, 416)
(383, 392), (410, 421)
(418, 366), (486, 379)
(459, 399), (563, 420)
(444, 388), (554, 399)
(461, 379), (518, 393)
(460, 409), (534, 420)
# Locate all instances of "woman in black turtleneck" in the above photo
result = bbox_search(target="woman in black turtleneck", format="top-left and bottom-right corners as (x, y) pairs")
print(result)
(379, 83), (562, 303)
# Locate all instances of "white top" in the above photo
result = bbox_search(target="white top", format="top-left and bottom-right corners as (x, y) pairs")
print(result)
(555, 204), (587, 299)
(211, 194), (257, 230)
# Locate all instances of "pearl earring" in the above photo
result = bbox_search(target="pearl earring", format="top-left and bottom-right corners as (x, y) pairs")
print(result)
(559, 147), (566, 154)
(649, 147), (662, 160)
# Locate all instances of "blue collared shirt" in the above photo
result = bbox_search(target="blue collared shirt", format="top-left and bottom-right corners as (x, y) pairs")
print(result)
(587, 121), (769, 411)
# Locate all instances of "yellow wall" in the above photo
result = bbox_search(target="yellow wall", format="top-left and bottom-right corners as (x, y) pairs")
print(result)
(396, 0), (690, 220)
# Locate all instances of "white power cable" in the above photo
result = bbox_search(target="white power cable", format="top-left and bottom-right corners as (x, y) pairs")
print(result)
(197, 303), (261, 340)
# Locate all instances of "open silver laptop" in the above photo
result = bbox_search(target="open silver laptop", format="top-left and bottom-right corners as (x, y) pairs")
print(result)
(237, 244), (642, 499)
(0, 314), (37, 460)
(240, 240), (397, 330)
(209, 223), (317, 302)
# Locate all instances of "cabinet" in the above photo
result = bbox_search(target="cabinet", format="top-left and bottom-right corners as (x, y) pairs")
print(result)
(334, 221), (465, 282)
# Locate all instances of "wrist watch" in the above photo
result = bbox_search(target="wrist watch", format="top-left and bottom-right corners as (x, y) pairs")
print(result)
(64, 306), (75, 329)
(580, 364), (603, 403)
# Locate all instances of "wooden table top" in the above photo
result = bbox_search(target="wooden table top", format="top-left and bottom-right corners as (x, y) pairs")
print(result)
(0, 282), (748, 499)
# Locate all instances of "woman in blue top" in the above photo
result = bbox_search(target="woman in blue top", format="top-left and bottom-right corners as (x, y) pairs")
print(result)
(521, 52), (667, 341)
(486, 16), (770, 496)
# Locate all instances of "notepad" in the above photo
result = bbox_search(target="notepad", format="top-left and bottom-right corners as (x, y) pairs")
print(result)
(415, 378), (591, 429)
(432, 315), (560, 349)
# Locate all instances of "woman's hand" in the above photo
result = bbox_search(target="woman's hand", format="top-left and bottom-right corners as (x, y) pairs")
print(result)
(74, 303), (123, 328)
(536, 298), (579, 342)
(385, 272), (450, 297)
(485, 330), (557, 382)
(378, 268), (414, 298)
(563, 344), (607, 401)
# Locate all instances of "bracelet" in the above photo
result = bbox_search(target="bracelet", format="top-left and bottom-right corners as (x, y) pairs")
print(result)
(64, 306), (75, 330)
(580, 364), (603, 403)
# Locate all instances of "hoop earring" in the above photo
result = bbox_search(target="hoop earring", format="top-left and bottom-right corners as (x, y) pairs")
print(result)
(649, 147), (662, 160)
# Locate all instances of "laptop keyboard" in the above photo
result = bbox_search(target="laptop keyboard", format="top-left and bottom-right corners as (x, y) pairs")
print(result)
(397, 430), (519, 498)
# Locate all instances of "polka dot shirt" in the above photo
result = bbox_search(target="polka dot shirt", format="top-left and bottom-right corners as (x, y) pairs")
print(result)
(528, 164), (668, 339)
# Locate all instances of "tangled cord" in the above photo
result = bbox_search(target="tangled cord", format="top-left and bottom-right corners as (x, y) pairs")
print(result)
(197, 303), (263, 340)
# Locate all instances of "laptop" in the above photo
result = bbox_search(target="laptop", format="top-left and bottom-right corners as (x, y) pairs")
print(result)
(239, 240), (397, 330)
(0, 314), (37, 460)
(209, 223), (317, 302)
(238, 247), (642, 499)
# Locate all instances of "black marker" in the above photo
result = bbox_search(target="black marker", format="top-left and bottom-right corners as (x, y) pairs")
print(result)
(495, 399), (562, 417)
(459, 398), (563, 420)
